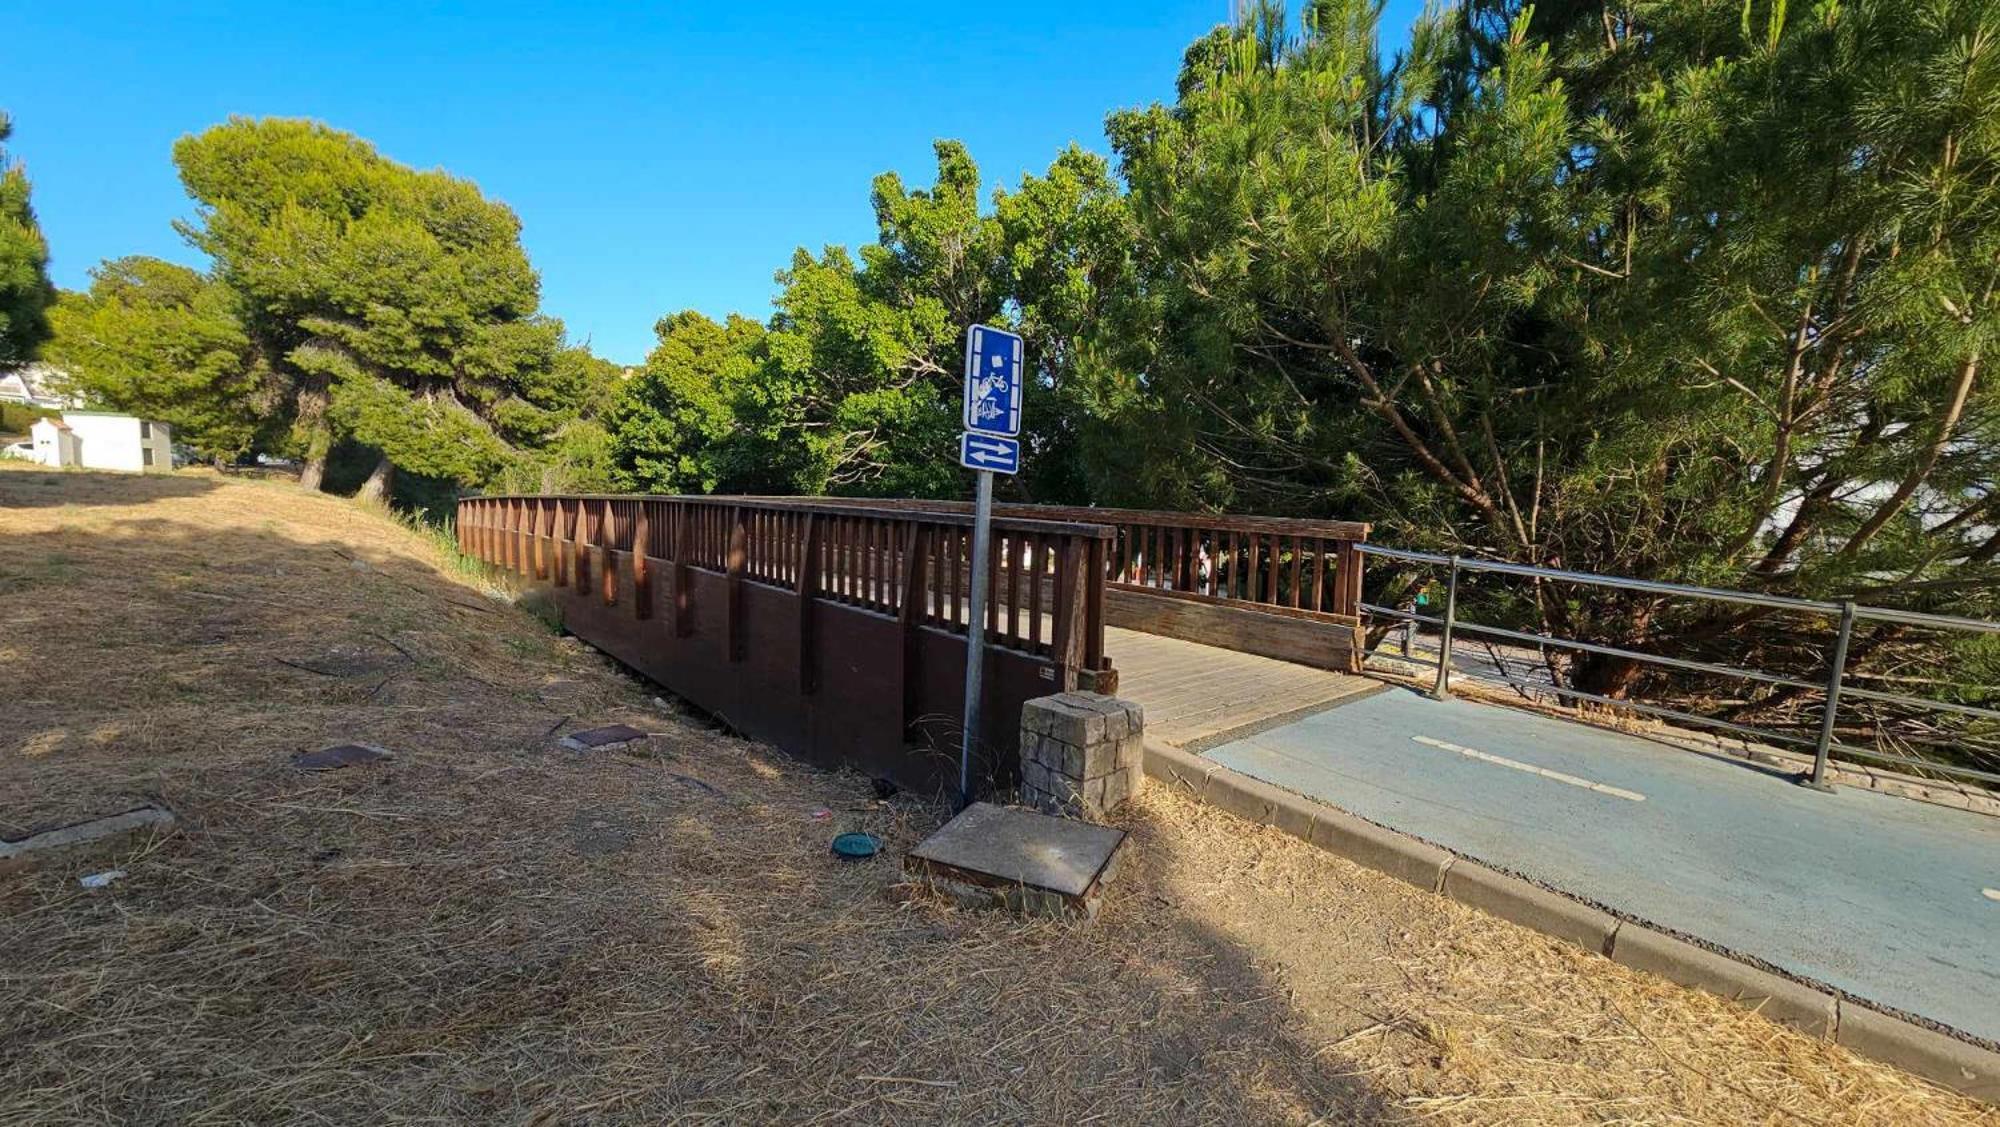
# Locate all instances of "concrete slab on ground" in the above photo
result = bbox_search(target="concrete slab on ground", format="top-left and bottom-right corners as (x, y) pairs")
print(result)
(906, 802), (1126, 916)
(1199, 686), (2000, 1045)
(1107, 626), (1378, 749)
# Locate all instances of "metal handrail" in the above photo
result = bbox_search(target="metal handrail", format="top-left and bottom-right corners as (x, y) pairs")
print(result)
(1356, 544), (1999, 791)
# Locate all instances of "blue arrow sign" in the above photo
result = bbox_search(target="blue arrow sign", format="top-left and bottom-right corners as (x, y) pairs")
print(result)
(959, 431), (1021, 475)
(963, 324), (1024, 438)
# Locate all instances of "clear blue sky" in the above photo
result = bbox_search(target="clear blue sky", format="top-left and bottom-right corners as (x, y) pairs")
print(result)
(10, 2), (1421, 366)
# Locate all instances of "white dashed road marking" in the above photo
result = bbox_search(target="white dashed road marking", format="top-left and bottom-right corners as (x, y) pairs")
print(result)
(1411, 735), (1647, 802)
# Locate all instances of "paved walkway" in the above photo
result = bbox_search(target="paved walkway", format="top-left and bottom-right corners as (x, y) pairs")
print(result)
(1106, 626), (1377, 750)
(1195, 684), (2000, 1044)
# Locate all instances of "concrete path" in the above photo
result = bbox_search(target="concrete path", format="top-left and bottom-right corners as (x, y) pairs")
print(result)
(1107, 626), (1378, 750)
(1199, 685), (2000, 1044)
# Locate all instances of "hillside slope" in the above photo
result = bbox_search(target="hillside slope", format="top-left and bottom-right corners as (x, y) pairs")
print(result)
(0, 464), (1988, 1125)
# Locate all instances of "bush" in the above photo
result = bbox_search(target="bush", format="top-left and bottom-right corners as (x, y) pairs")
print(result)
(0, 402), (57, 435)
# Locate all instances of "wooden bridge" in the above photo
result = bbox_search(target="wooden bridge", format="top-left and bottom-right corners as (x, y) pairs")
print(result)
(456, 494), (1373, 797)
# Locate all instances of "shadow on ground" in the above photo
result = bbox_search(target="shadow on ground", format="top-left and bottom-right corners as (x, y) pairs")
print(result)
(0, 467), (221, 508)
(0, 469), (1398, 1123)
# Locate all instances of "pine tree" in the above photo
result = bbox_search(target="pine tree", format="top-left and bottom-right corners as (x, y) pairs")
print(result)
(0, 111), (56, 365)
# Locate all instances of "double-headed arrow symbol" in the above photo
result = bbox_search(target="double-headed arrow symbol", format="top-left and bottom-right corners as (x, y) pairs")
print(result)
(964, 436), (1015, 465)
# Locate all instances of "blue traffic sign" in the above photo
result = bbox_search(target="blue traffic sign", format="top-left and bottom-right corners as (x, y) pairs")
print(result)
(963, 324), (1024, 437)
(959, 432), (1020, 475)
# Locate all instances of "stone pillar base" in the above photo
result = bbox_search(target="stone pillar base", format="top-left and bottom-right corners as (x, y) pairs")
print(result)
(1019, 692), (1145, 819)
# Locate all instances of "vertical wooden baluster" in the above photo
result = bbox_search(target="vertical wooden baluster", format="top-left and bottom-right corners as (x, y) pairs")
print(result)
(673, 504), (691, 637)
(1342, 540), (1364, 617)
(897, 522), (925, 736)
(1312, 536), (1327, 612)
(633, 503), (653, 620)
(877, 521), (889, 610)
(947, 527), (962, 625)
(1006, 532), (1020, 642)
(858, 518), (870, 606)
(726, 506), (746, 660)
(572, 499), (590, 594)
(600, 500), (617, 604)
(1290, 535), (1303, 608)
(986, 525), (1000, 635)
(1262, 534), (1276, 604)
(1028, 534), (1044, 651)
(931, 522), (945, 621)
(848, 518), (860, 603)
(796, 513), (819, 693)
(1051, 538), (1084, 689)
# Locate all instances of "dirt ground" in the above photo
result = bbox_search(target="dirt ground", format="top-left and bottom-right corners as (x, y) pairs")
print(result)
(2, 464), (1992, 1126)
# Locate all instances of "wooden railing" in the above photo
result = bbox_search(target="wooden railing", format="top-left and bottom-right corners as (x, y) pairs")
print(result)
(726, 499), (1371, 672)
(455, 494), (1115, 798)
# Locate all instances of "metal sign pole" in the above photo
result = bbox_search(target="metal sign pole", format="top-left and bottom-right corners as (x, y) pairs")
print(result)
(955, 321), (1023, 810)
(956, 467), (996, 811)
(958, 469), (996, 810)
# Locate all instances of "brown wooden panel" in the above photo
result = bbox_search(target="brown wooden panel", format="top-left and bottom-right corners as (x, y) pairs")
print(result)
(1105, 587), (1362, 673)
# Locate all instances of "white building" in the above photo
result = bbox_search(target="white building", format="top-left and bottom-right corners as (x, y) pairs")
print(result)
(0, 364), (76, 410)
(29, 412), (174, 471)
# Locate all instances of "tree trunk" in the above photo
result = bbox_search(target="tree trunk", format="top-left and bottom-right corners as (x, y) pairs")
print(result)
(1570, 652), (1645, 699)
(356, 453), (396, 504)
(294, 376), (333, 492)
(1566, 601), (1656, 700)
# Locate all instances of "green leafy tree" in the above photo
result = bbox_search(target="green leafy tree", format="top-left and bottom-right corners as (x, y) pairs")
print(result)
(174, 116), (572, 496)
(611, 309), (767, 493)
(44, 256), (272, 460)
(0, 111), (56, 364)
(1106, 0), (1999, 710)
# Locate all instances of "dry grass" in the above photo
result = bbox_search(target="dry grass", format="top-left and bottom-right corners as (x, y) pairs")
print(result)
(1, 463), (1992, 1125)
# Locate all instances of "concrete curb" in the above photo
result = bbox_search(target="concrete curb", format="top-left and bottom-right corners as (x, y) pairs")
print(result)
(1607, 922), (1836, 1038)
(1441, 861), (1618, 955)
(1143, 740), (2000, 1104)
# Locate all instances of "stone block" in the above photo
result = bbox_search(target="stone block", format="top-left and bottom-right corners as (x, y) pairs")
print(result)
(1100, 766), (1129, 810)
(1079, 738), (1119, 780)
(1115, 732), (1144, 770)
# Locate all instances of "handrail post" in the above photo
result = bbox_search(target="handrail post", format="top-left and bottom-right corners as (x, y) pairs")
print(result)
(1803, 600), (1855, 792)
(599, 500), (618, 605)
(1431, 555), (1460, 700)
(632, 502), (653, 620)
(726, 505), (747, 662)
(1084, 535), (1105, 672)
(795, 513), (820, 692)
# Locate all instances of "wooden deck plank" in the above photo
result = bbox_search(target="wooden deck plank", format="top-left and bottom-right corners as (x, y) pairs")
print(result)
(1104, 626), (1375, 749)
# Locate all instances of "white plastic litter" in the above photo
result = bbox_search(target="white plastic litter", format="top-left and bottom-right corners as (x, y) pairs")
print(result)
(79, 869), (128, 890)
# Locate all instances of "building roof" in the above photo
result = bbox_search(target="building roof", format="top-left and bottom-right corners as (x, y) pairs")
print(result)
(0, 364), (73, 408)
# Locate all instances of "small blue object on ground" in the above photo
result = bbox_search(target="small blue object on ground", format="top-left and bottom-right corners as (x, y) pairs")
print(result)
(831, 832), (882, 861)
